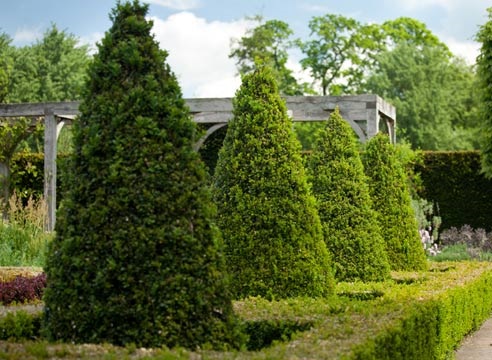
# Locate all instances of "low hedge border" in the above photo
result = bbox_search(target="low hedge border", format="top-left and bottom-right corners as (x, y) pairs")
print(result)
(0, 261), (491, 359)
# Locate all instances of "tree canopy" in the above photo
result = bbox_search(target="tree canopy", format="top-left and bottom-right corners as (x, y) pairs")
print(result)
(229, 16), (309, 95)
(477, 7), (492, 178)
(6, 24), (90, 103)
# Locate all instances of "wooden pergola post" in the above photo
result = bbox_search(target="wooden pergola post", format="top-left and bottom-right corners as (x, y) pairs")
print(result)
(43, 107), (57, 231)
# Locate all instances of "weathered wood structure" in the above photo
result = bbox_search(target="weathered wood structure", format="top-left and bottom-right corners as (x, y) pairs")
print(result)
(0, 94), (396, 231)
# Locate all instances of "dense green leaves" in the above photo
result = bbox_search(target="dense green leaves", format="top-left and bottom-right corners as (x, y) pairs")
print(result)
(0, 32), (11, 103)
(298, 14), (382, 95)
(6, 24), (90, 103)
(43, 0), (242, 349)
(362, 134), (428, 271)
(477, 7), (492, 178)
(229, 16), (309, 95)
(307, 109), (390, 281)
(364, 42), (479, 150)
(212, 66), (334, 299)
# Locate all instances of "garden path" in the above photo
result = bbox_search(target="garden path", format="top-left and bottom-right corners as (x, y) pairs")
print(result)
(455, 316), (492, 359)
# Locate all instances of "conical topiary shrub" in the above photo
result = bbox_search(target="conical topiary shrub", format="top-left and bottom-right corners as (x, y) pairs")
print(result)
(307, 108), (391, 281)
(212, 66), (334, 300)
(361, 133), (428, 271)
(43, 0), (243, 349)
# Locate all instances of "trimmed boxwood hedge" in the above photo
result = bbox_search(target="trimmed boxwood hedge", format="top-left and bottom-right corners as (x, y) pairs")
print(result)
(416, 150), (492, 231)
(2, 262), (492, 359)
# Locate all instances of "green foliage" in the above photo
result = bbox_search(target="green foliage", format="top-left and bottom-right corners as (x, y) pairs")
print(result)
(0, 311), (42, 341)
(212, 66), (334, 299)
(197, 124), (227, 175)
(297, 14), (382, 95)
(6, 24), (90, 103)
(431, 244), (471, 262)
(0, 192), (50, 267)
(381, 17), (450, 50)
(477, 7), (492, 178)
(1, 263), (492, 359)
(362, 134), (427, 271)
(9, 152), (44, 201)
(245, 319), (313, 350)
(43, 0), (243, 349)
(229, 16), (310, 95)
(364, 43), (479, 150)
(307, 108), (390, 281)
(0, 32), (12, 103)
(416, 151), (492, 231)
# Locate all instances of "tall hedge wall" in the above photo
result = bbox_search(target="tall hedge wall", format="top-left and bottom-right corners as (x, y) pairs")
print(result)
(416, 151), (492, 232)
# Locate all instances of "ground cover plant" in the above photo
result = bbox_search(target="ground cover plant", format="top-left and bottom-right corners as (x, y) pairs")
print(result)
(42, 0), (242, 349)
(212, 66), (334, 300)
(307, 108), (390, 281)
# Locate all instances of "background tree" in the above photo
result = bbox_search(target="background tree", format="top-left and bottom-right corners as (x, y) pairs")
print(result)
(381, 17), (448, 50)
(477, 7), (492, 178)
(7, 24), (90, 103)
(212, 66), (334, 299)
(297, 14), (382, 95)
(230, 16), (309, 95)
(0, 32), (11, 103)
(307, 108), (390, 281)
(43, 1), (243, 349)
(364, 43), (479, 150)
(362, 134), (428, 271)
(362, 17), (480, 150)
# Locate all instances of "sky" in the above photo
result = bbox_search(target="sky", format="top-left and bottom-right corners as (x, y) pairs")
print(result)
(1, 0), (492, 98)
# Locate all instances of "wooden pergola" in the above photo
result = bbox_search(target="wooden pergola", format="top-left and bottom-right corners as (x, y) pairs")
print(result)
(0, 94), (396, 231)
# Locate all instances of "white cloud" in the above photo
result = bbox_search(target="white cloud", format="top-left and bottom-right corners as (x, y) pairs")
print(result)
(398, 0), (457, 11)
(151, 12), (252, 98)
(13, 27), (42, 44)
(442, 36), (480, 64)
(78, 32), (104, 54)
(146, 0), (201, 11)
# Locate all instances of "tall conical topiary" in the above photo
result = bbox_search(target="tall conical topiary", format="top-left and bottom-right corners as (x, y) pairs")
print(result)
(43, 1), (243, 349)
(212, 66), (334, 299)
(361, 133), (427, 271)
(307, 108), (391, 281)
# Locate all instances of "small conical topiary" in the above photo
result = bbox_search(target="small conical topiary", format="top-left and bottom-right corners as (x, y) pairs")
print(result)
(307, 108), (391, 281)
(43, 0), (243, 349)
(212, 66), (334, 299)
(361, 133), (428, 271)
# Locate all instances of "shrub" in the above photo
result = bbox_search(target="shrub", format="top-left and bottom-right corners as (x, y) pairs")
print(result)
(362, 134), (427, 271)
(212, 66), (334, 299)
(0, 311), (42, 341)
(0, 273), (46, 305)
(416, 151), (492, 231)
(43, 1), (243, 349)
(306, 108), (390, 281)
(440, 225), (492, 249)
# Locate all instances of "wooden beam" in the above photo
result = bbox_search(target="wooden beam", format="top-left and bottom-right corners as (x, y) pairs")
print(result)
(0, 95), (396, 126)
